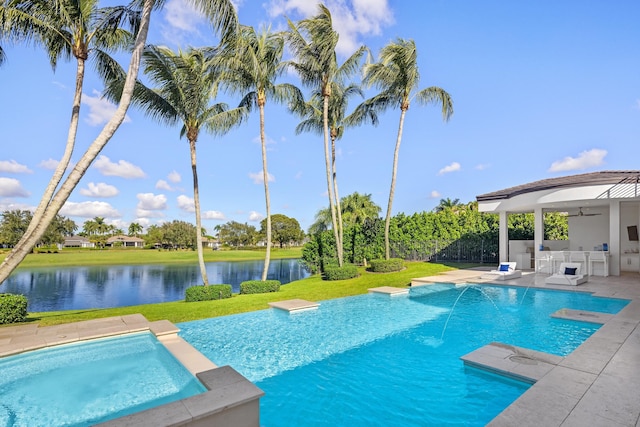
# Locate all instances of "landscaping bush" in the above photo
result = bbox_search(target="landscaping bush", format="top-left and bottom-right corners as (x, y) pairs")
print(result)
(0, 294), (28, 324)
(240, 280), (281, 294)
(185, 284), (232, 302)
(323, 264), (359, 281)
(369, 258), (405, 273)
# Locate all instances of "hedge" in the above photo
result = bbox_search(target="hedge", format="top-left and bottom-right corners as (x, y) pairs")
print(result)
(369, 258), (405, 273)
(0, 294), (28, 324)
(323, 264), (359, 281)
(185, 284), (232, 302)
(240, 280), (281, 295)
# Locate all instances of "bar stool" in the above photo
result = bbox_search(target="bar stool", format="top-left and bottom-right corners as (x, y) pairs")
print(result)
(588, 251), (609, 277)
(549, 251), (566, 274)
(569, 252), (588, 275)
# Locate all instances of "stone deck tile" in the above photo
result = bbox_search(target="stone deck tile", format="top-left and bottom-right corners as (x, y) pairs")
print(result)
(368, 286), (409, 296)
(551, 308), (613, 324)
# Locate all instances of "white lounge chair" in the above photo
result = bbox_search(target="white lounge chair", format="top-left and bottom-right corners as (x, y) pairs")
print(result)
(480, 262), (522, 281)
(545, 262), (588, 286)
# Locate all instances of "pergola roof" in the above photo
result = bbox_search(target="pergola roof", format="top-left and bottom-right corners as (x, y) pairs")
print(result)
(476, 171), (640, 202)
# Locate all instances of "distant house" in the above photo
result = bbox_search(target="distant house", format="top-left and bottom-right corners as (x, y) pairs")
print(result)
(202, 237), (220, 250)
(106, 235), (145, 248)
(63, 235), (95, 248)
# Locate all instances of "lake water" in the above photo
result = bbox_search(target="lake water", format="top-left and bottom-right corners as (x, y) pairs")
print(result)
(1, 259), (309, 312)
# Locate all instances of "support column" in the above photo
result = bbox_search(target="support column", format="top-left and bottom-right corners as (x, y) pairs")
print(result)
(609, 201), (620, 276)
(534, 207), (544, 260)
(499, 211), (508, 263)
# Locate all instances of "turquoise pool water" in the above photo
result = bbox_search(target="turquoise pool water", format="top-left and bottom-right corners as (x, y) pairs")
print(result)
(179, 284), (629, 426)
(0, 332), (206, 427)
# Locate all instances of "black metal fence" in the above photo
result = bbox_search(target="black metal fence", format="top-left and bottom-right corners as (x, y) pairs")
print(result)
(390, 238), (498, 264)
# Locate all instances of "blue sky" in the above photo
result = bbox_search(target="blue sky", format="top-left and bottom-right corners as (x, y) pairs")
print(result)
(1, 0), (639, 234)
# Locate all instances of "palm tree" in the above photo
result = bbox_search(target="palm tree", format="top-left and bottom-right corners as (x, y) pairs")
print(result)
(435, 198), (462, 213)
(0, 0), (237, 285)
(128, 222), (143, 236)
(217, 25), (303, 281)
(285, 3), (367, 267)
(294, 83), (377, 262)
(111, 45), (246, 286)
(359, 38), (453, 260)
(340, 192), (381, 227)
(1, 0), (139, 249)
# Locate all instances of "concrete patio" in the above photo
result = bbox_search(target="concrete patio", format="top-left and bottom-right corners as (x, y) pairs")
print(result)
(413, 268), (640, 426)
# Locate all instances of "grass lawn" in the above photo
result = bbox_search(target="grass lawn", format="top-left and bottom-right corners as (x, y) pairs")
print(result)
(1, 247), (303, 269)
(26, 262), (468, 327)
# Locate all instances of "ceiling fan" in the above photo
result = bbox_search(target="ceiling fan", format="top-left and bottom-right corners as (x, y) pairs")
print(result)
(568, 207), (601, 217)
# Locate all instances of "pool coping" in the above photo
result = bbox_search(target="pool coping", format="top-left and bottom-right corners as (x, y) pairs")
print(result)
(414, 268), (640, 427)
(0, 314), (265, 427)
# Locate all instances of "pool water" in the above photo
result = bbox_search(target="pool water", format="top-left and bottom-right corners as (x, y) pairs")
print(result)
(0, 332), (206, 427)
(179, 284), (629, 426)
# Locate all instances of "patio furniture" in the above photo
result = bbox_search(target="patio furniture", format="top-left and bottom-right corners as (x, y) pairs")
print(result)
(588, 251), (609, 277)
(480, 262), (522, 281)
(545, 262), (588, 286)
(569, 251), (588, 275)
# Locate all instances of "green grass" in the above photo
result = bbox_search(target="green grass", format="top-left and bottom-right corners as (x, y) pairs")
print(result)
(1, 247), (303, 269)
(25, 261), (465, 327)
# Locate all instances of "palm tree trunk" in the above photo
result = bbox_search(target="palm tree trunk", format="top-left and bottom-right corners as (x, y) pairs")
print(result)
(260, 104), (271, 281)
(384, 108), (407, 260)
(0, 58), (86, 271)
(323, 95), (342, 266)
(190, 139), (209, 286)
(0, 0), (153, 285)
(331, 134), (344, 264)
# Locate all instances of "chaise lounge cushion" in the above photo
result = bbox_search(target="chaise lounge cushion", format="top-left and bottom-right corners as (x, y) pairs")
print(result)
(545, 262), (588, 286)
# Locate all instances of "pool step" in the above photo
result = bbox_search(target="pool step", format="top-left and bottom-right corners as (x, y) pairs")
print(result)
(461, 342), (563, 383)
(368, 286), (409, 296)
(268, 299), (319, 313)
(550, 308), (613, 324)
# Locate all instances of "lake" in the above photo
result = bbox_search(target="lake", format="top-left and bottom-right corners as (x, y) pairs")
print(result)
(1, 259), (310, 312)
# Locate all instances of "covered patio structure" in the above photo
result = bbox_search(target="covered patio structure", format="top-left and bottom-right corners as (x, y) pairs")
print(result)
(476, 170), (640, 276)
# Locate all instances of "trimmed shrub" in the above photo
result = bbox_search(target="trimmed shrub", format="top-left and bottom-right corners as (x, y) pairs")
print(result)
(0, 294), (28, 324)
(240, 280), (281, 295)
(369, 258), (405, 273)
(323, 264), (359, 281)
(185, 284), (232, 302)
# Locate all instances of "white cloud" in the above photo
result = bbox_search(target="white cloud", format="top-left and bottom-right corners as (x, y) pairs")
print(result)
(79, 182), (119, 198)
(0, 177), (29, 197)
(94, 155), (146, 178)
(177, 194), (195, 212)
(160, 0), (206, 43)
(60, 201), (121, 218)
(429, 190), (441, 198)
(475, 163), (490, 171)
(438, 162), (461, 175)
(81, 89), (131, 126)
(136, 209), (166, 219)
(39, 158), (60, 170)
(548, 149), (607, 172)
(0, 160), (32, 174)
(168, 170), (181, 183)
(136, 218), (151, 228)
(156, 180), (173, 191)
(137, 193), (167, 210)
(0, 201), (33, 211)
(248, 211), (264, 222)
(202, 210), (225, 220)
(249, 170), (276, 184)
(266, 0), (394, 56)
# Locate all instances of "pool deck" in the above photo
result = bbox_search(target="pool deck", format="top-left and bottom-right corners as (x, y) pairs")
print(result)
(413, 268), (640, 427)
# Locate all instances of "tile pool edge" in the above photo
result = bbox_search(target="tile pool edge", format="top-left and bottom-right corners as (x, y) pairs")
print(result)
(1, 314), (265, 427)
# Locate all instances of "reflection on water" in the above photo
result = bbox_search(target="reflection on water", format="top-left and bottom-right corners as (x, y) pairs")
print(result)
(3, 259), (310, 312)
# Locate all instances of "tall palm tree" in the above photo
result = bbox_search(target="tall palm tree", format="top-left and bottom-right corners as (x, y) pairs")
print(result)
(1, 0), (139, 247)
(0, 0), (237, 285)
(111, 45), (246, 286)
(294, 82), (377, 262)
(128, 222), (143, 236)
(435, 198), (462, 213)
(285, 3), (367, 267)
(359, 38), (453, 260)
(217, 25), (303, 281)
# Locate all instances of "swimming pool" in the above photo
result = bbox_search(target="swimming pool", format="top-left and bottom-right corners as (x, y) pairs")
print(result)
(179, 284), (629, 426)
(0, 332), (206, 427)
